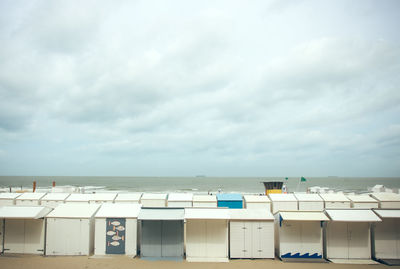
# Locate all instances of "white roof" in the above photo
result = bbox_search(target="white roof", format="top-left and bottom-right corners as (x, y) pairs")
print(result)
(0, 206), (52, 219)
(141, 193), (167, 200)
(184, 208), (230, 219)
(243, 195), (271, 203)
(168, 193), (193, 201)
(89, 193), (117, 201)
(268, 193), (297, 201)
(66, 193), (93, 202)
(0, 193), (22, 199)
(115, 193), (142, 202)
(95, 203), (141, 218)
(46, 204), (100, 218)
(319, 193), (350, 202)
(41, 193), (71, 201)
(325, 209), (381, 222)
(138, 208), (184, 220)
(370, 193), (400, 202)
(278, 211), (329, 221)
(374, 210), (400, 218)
(230, 209), (274, 220)
(192, 195), (217, 202)
(346, 195), (378, 203)
(16, 192), (46, 200)
(294, 193), (323, 201)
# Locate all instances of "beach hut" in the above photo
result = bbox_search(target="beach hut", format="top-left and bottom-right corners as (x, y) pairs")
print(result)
(138, 208), (184, 260)
(294, 193), (324, 211)
(319, 193), (351, 209)
(192, 195), (217, 208)
(185, 208), (230, 262)
(94, 203), (141, 256)
(45, 203), (100, 255)
(216, 193), (243, 209)
(243, 195), (271, 211)
(370, 193), (400, 208)
(114, 193), (142, 204)
(15, 192), (46, 206)
(346, 195), (379, 209)
(275, 211), (329, 260)
(373, 209), (400, 265)
(0, 206), (52, 254)
(167, 193), (193, 208)
(89, 193), (117, 204)
(65, 193), (93, 204)
(268, 193), (298, 214)
(40, 193), (70, 208)
(325, 209), (381, 263)
(230, 209), (274, 259)
(140, 193), (167, 207)
(0, 193), (21, 206)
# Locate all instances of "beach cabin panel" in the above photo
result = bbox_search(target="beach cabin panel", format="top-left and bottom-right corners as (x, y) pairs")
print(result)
(106, 218), (126, 254)
(0, 193), (21, 206)
(0, 220), (3, 253)
(326, 222), (370, 259)
(279, 221), (323, 258)
(4, 219), (45, 254)
(186, 219), (228, 261)
(374, 218), (400, 259)
(216, 194), (243, 209)
(192, 195), (217, 208)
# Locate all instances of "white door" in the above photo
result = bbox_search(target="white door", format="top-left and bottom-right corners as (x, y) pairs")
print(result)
(4, 219), (24, 253)
(186, 220), (206, 258)
(0, 219), (3, 253)
(348, 222), (370, 259)
(301, 222), (322, 258)
(327, 222), (348, 259)
(374, 218), (397, 259)
(279, 221), (301, 257)
(230, 221), (245, 258)
(206, 220), (227, 258)
(46, 218), (85, 255)
(24, 219), (45, 254)
(252, 221), (274, 258)
(397, 219), (400, 259)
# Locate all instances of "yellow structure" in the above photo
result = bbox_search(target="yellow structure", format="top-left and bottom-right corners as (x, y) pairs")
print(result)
(263, 182), (283, 195)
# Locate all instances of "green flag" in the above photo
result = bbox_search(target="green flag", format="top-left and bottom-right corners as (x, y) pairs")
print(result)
(301, 176), (307, 182)
(285, 177), (288, 180)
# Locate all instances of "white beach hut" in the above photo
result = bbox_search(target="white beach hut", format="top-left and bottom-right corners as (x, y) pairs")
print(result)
(268, 193), (298, 214)
(89, 193), (117, 204)
(294, 193), (324, 211)
(140, 193), (167, 207)
(65, 193), (92, 204)
(243, 195), (271, 211)
(94, 203), (141, 256)
(325, 209), (381, 263)
(0, 193), (21, 206)
(319, 193), (351, 209)
(15, 192), (46, 206)
(40, 193), (70, 208)
(0, 206), (52, 254)
(185, 208), (230, 262)
(373, 209), (400, 265)
(167, 193), (193, 208)
(275, 211), (329, 260)
(192, 195), (217, 208)
(230, 209), (274, 259)
(114, 193), (142, 204)
(138, 208), (184, 259)
(45, 203), (100, 255)
(346, 195), (379, 209)
(370, 193), (400, 208)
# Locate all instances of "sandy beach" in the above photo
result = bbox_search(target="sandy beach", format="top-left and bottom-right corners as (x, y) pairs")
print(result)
(0, 255), (399, 269)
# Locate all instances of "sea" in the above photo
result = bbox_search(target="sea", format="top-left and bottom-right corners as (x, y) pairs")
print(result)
(1, 176), (400, 194)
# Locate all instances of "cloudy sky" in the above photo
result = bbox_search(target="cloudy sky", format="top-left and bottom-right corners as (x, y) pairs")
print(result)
(0, 0), (399, 177)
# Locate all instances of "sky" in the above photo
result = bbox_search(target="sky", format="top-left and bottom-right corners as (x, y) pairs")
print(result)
(0, 0), (399, 177)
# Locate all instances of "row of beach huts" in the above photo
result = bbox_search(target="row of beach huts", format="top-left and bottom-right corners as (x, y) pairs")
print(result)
(0, 191), (400, 265)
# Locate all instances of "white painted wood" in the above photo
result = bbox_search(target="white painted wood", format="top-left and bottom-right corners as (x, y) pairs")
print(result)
(348, 222), (370, 259)
(24, 219), (45, 254)
(4, 219), (24, 253)
(0, 220), (3, 253)
(125, 219), (137, 256)
(186, 219), (207, 258)
(279, 221), (301, 257)
(229, 221), (245, 258)
(298, 201), (324, 211)
(326, 222), (348, 259)
(167, 201), (192, 208)
(254, 221), (274, 258)
(94, 219), (106, 255)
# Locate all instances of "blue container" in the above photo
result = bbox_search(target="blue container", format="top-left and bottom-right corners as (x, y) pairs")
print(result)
(216, 193), (243, 209)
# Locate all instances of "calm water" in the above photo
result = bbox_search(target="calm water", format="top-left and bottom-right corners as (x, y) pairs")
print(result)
(1, 176), (400, 194)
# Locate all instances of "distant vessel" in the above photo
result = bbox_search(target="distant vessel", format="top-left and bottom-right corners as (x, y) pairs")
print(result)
(196, 175), (206, 178)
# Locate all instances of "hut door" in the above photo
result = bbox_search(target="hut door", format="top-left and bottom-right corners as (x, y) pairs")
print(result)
(253, 221), (274, 258)
(161, 220), (183, 257)
(141, 220), (162, 257)
(4, 219), (24, 253)
(0, 220), (3, 253)
(374, 218), (398, 259)
(347, 222), (370, 259)
(106, 218), (126, 254)
(327, 222), (348, 259)
(230, 221), (246, 258)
